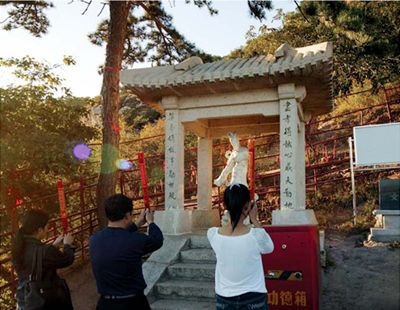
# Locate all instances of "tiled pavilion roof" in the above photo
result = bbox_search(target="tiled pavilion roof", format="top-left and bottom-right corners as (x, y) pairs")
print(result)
(121, 42), (333, 115)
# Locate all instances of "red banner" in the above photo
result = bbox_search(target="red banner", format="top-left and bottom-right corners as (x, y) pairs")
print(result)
(56, 179), (68, 234)
(247, 139), (255, 200)
(138, 152), (150, 209)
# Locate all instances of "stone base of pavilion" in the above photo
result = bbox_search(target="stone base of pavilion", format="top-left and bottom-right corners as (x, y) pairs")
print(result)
(272, 209), (318, 225)
(155, 209), (220, 235)
(154, 208), (319, 235)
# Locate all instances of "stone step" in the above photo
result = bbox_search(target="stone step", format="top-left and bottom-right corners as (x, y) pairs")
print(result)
(151, 298), (215, 310)
(180, 248), (216, 263)
(155, 279), (215, 299)
(190, 235), (211, 249)
(168, 262), (215, 280)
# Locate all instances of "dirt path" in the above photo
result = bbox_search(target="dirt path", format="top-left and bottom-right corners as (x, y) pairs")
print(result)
(66, 261), (98, 309)
(321, 232), (400, 310)
(66, 232), (400, 310)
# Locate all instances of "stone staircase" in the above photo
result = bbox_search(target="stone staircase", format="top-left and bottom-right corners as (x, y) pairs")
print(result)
(150, 234), (216, 310)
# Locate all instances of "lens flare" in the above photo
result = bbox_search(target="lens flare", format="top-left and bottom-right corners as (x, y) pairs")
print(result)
(115, 159), (133, 170)
(73, 144), (91, 160)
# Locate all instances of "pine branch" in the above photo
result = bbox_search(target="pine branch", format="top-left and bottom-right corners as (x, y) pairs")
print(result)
(0, 15), (11, 24)
(98, 2), (108, 17)
(294, 0), (310, 23)
(137, 1), (176, 63)
(80, 0), (92, 15)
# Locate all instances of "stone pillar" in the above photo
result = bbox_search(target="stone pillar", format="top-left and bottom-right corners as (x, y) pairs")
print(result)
(164, 109), (184, 210)
(193, 133), (220, 230)
(154, 98), (192, 234)
(197, 135), (212, 210)
(272, 83), (317, 225)
(296, 121), (306, 209)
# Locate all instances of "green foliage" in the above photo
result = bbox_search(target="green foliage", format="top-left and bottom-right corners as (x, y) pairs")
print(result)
(229, 1), (400, 95)
(120, 92), (161, 132)
(307, 184), (353, 213)
(0, 1), (53, 37)
(247, 0), (273, 21)
(0, 56), (98, 210)
(307, 174), (385, 234)
(0, 55), (74, 94)
(336, 198), (378, 236)
(118, 116), (199, 192)
(119, 118), (165, 169)
(332, 82), (383, 116)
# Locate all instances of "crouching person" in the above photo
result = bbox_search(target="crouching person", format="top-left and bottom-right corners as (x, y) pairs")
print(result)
(89, 194), (163, 310)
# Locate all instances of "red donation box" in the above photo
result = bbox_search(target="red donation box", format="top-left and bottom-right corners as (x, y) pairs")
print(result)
(262, 225), (320, 310)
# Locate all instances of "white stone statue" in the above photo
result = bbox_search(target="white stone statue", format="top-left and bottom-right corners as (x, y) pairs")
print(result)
(214, 132), (257, 226)
(214, 132), (250, 226)
(214, 132), (249, 187)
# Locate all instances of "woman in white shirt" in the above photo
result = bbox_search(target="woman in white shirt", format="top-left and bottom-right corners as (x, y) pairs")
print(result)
(207, 183), (274, 310)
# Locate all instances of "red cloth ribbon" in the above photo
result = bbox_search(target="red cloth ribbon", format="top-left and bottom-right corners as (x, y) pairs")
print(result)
(56, 179), (69, 234)
(138, 152), (150, 210)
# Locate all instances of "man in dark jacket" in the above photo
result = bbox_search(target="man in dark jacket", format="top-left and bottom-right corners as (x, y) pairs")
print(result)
(89, 194), (163, 310)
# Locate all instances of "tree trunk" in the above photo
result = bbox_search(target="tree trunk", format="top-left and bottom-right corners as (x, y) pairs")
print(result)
(96, 1), (130, 228)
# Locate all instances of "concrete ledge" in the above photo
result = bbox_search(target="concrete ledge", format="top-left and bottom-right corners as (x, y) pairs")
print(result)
(154, 210), (193, 235)
(272, 209), (318, 225)
(192, 209), (220, 230)
(369, 228), (400, 242)
(372, 209), (400, 233)
(154, 209), (220, 234)
(373, 210), (400, 216)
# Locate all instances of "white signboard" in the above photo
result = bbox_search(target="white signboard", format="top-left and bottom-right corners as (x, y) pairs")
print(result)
(354, 122), (400, 166)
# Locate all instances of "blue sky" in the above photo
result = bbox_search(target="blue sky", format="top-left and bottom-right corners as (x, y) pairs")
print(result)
(0, 0), (296, 97)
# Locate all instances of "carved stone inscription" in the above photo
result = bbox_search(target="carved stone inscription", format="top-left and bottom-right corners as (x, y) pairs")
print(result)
(165, 110), (180, 210)
(280, 100), (296, 210)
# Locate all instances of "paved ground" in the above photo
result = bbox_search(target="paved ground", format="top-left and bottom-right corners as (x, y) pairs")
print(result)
(66, 232), (400, 310)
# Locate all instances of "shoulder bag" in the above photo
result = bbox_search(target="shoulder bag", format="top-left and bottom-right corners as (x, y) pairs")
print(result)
(25, 245), (73, 310)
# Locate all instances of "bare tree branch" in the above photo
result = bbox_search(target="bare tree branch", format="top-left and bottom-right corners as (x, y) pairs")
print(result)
(80, 0), (92, 15)
(0, 15), (11, 24)
(294, 0), (310, 23)
(98, 2), (108, 17)
(167, 0), (175, 8)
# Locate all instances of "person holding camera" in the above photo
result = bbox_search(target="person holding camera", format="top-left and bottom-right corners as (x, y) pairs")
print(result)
(12, 209), (76, 310)
(207, 183), (274, 310)
(89, 194), (163, 310)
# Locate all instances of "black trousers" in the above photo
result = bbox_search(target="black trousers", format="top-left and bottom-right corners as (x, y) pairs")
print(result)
(96, 292), (151, 310)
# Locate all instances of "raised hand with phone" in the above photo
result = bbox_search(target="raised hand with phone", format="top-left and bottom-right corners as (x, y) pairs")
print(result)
(145, 209), (155, 224)
(249, 200), (262, 228)
(134, 209), (155, 227)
